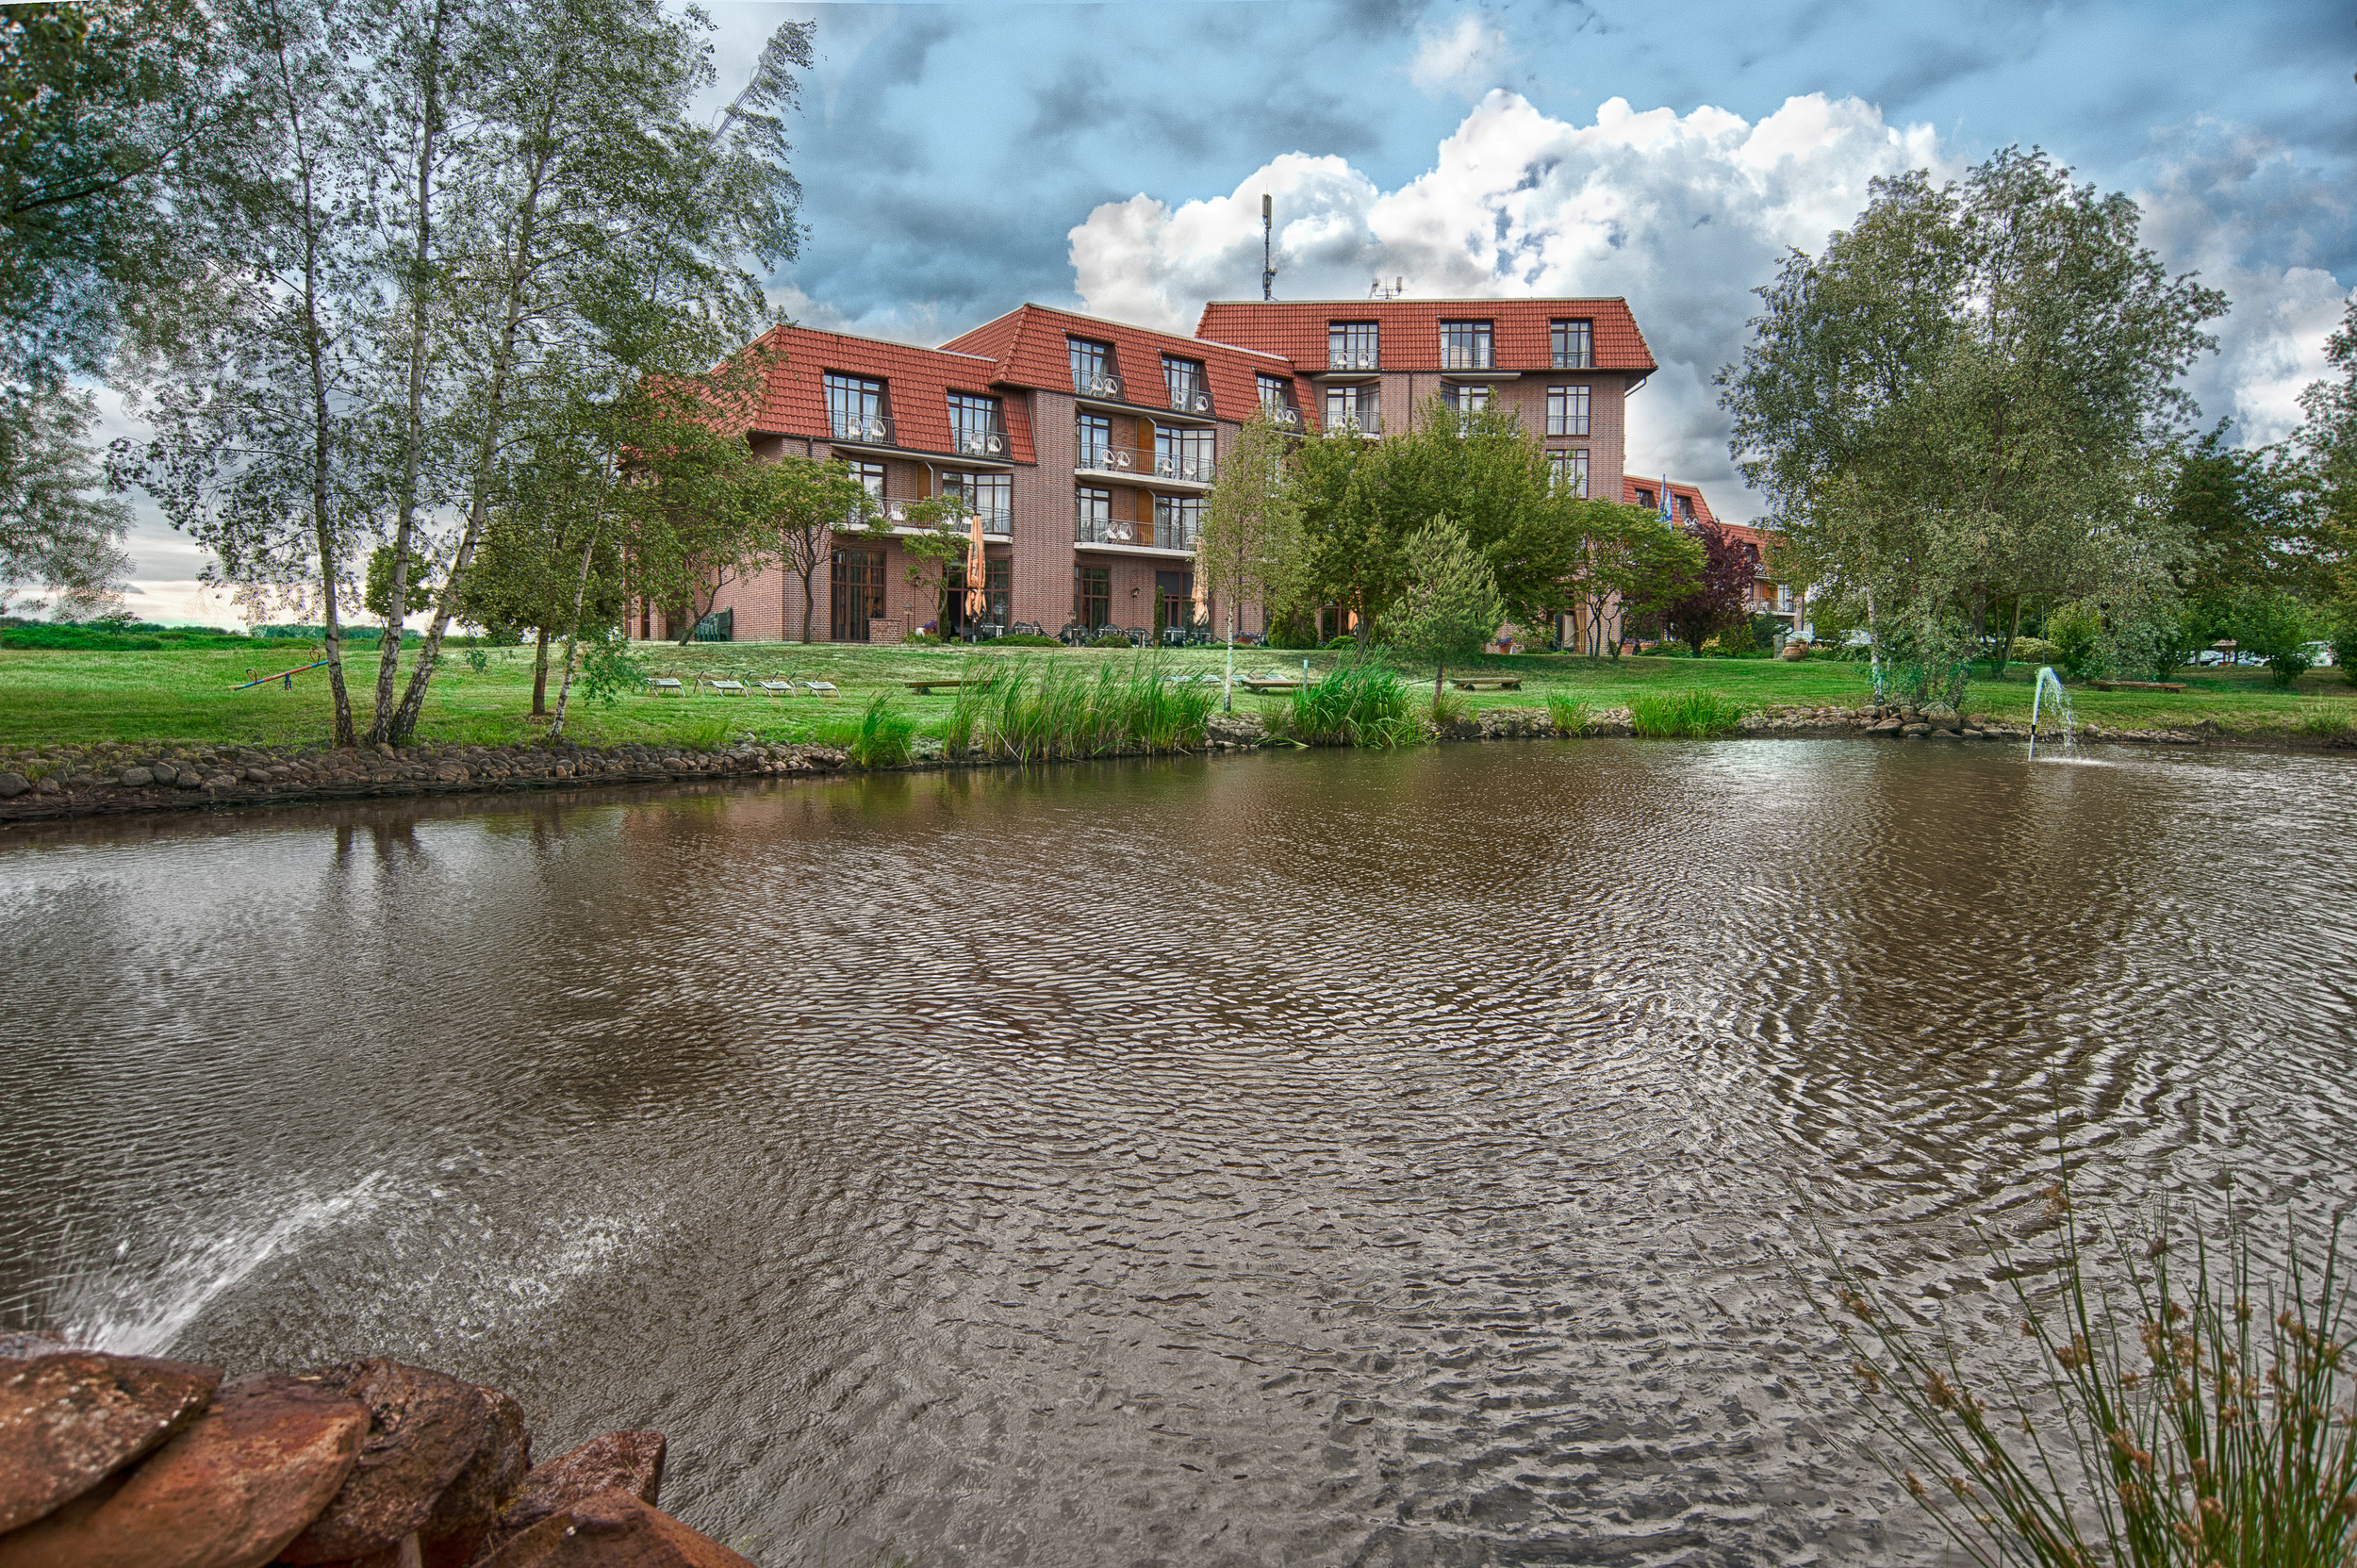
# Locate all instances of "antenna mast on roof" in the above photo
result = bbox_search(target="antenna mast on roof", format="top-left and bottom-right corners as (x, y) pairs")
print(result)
(1261, 194), (1277, 302)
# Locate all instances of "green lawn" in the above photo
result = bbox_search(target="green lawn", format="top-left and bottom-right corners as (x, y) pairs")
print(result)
(2, 640), (2352, 751)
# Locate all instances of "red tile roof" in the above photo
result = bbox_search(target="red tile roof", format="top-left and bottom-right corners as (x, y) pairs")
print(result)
(739, 325), (1036, 465)
(1195, 298), (1656, 376)
(1621, 476), (1717, 524)
(941, 304), (1307, 425)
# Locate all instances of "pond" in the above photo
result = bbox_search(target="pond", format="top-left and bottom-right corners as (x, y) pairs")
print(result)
(2, 740), (2352, 1565)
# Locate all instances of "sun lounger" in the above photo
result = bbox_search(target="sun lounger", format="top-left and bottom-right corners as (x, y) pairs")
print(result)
(646, 676), (684, 697)
(800, 680), (839, 697)
(756, 680), (794, 697)
(703, 678), (747, 696)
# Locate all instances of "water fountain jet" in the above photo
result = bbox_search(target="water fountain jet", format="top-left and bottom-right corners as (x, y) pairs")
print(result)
(2028, 666), (2074, 761)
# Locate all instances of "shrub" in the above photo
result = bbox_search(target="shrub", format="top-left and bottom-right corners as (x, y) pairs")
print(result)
(2233, 589), (2315, 687)
(1431, 689), (1472, 727)
(1086, 631), (1129, 649)
(577, 635), (646, 708)
(1630, 688), (1744, 738)
(1267, 662), (1424, 748)
(1321, 634), (1359, 651)
(1545, 696), (1593, 736)
(2297, 705), (2352, 739)
(1816, 1184), (2357, 1568)
(847, 695), (915, 768)
(942, 656), (1214, 761)
(2049, 602), (2107, 678)
(2331, 620), (2357, 687)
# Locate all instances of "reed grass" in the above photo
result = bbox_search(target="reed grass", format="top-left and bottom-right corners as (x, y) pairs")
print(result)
(1817, 1186), (2357, 1567)
(1630, 687), (1745, 738)
(846, 695), (915, 768)
(1265, 662), (1426, 749)
(943, 656), (1215, 762)
(1546, 695), (1594, 736)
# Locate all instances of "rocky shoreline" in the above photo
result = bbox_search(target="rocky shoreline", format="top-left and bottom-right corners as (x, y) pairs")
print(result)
(0, 1333), (745, 1567)
(0, 703), (2338, 827)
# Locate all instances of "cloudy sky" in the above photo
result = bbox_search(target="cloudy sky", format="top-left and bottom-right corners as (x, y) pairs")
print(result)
(120, 0), (2356, 622)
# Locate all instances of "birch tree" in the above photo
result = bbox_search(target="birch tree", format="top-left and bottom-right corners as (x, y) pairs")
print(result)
(1197, 408), (1304, 704)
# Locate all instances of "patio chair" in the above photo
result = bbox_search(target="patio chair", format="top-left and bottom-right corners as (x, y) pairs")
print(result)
(1124, 626), (1149, 647)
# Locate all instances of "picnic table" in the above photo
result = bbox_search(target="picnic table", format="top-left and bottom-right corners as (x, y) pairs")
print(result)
(1449, 677), (1522, 691)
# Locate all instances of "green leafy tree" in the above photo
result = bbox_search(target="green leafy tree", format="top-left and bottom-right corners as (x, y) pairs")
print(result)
(751, 454), (876, 644)
(363, 543), (436, 624)
(1198, 407), (1306, 701)
(1557, 499), (1704, 657)
(1377, 515), (1505, 707)
(1721, 148), (2226, 707)
(2232, 588), (2315, 687)
(1, 389), (131, 617)
(2293, 297), (2357, 622)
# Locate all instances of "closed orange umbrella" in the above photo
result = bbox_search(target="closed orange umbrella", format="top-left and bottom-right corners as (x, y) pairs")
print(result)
(965, 514), (988, 619)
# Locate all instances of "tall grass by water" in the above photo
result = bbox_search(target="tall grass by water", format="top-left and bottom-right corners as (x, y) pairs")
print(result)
(1821, 1189), (2357, 1567)
(944, 657), (1216, 762)
(1630, 688), (1745, 738)
(848, 695), (916, 768)
(1265, 663), (1426, 748)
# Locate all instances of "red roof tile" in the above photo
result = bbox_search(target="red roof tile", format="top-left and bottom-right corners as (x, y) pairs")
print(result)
(740, 325), (1036, 465)
(1620, 476), (1719, 524)
(1194, 298), (1656, 376)
(942, 304), (1308, 425)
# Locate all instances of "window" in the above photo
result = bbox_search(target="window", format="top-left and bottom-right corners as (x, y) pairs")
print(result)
(1155, 425), (1214, 484)
(1546, 385), (1591, 437)
(1076, 485), (1128, 544)
(948, 392), (1005, 457)
(943, 470), (1012, 536)
(1548, 451), (1590, 498)
(1162, 356), (1211, 415)
(1633, 486), (1656, 510)
(1327, 322), (1378, 371)
(1074, 565), (1111, 629)
(1153, 494), (1204, 551)
(1257, 373), (1300, 426)
(1443, 384), (1490, 414)
(825, 374), (889, 442)
(1325, 383), (1378, 432)
(829, 547), (885, 641)
(844, 459), (885, 524)
(1677, 493), (1697, 521)
(1439, 321), (1492, 371)
(1551, 319), (1593, 370)
(1069, 338), (1120, 398)
(1075, 413), (1114, 470)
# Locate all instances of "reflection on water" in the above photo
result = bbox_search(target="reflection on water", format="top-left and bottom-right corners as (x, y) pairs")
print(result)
(3, 742), (2352, 1566)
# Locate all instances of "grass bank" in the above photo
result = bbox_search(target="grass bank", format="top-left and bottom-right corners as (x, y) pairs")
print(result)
(2, 640), (2352, 751)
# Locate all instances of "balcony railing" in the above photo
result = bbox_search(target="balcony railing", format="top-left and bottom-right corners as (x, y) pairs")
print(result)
(852, 496), (1011, 536)
(1071, 367), (1124, 401)
(830, 410), (895, 445)
(1074, 509), (1139, 546)
(1327, 348), (1379, 371)
(1441, 349), (1494, 371)
(953, 426), (1009, 460)
(1153, 515), (1196, 551)
(1166, 385), (1214, 417)
(1073, 438), (1216, 485)
(1261, 403), (1303, 429)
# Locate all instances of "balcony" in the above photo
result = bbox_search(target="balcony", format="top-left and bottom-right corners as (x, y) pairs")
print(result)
(854, 496), (1011, 537)
(1074, 510), (1195, 553)
(953, 426), (1010, 461)
(1166, 384), (1215, 418)
(1072, 438), (1216, 487)
(1261, 403), (1304, 430)
(830, 410), (896, 446)
(1071, 367), (1125, 401)
(1326, 348), (1380, 372)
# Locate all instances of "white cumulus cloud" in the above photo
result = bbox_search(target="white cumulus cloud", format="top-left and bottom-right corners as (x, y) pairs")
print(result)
(1409, 13), (1510, 97)
(1069, 90), (2344, 519)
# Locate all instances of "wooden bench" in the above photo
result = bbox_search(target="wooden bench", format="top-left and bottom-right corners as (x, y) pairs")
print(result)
(1450, 677), (1522, 691)
(1239, 679), (1302, 695)
(2092, 680), (2186, 692)
(903, 679), (972, 695)
(645, 676), (684, 697)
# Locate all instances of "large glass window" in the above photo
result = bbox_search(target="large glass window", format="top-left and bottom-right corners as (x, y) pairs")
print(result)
(1327, 322), (1378, 371)
(1153, 494), (1204, 550)
(1076, 485), (1129, 544)
(1325, 383), (1378, 433)
(1551, 320), (1593, 370)
(948, 393), (1005, 457)
(1074, 565), (1111, 629)
(1069, 338), (1119, 398)
(1256, 373), (1300, 427)
(1162, 356), (1211, 415)
(1548, 451), (1590, 498)
(943, 470), (1012, 536)
(1155, 425), (1214, 484)
(1075, 413), (1113, 470)
(1439, 321), (1492, 371)
(825, 373), (888, 442)
(1547, 385), (1591, 437)
(829, 547), (885, 640)
(1443, 384), (1490, 414)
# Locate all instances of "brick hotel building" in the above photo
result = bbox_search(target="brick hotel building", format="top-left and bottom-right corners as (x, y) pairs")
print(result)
(633, 296), (1661, 644)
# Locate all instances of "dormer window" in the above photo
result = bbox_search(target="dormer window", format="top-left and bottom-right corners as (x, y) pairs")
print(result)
(1439, 321), (1492, 371)
(1327, 322), (1378, 371)
(1162, 356), (1211, 415)
(948, 392), (1006, 458)
(1256, 372), (1300, 427)
(1551, 319), (1593, 370)
(1069, 338), (1121, 399)
(825, 373), (890, 443)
